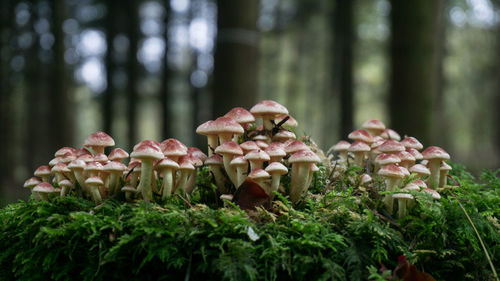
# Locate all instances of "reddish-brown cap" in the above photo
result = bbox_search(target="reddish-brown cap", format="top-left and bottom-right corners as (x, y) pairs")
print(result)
(409, 164), (430, 176)
(265, 162), (288, 175)
(60, 152), (76, 164)
(77, 154), (94, 163)
(84, 161), (103, 172)
(380, 129), (401, 141)
(178, 158), (195, 171)
(212, 116), (244, 135)
(215, 141), (243, 155)
(378, 164), (405, 178)
(360, 174), (372, 185)
(108, 148), (129, 161)
(348, 129), (373, 143)
(244, 149), (270, 162)
(285, 140), (310, 154)
(93, 153), (109, 164)
(406, 148), (423, 160)
(75, 147), (92, 157)
(255, 140), (269, 149)
(250, 100), (288, 117)
(131, 143), (164, 160)
(224, 107), (255, 124)
(375, 153), (401, 165)
(52, 163), (70, 173)
(396, 151), (415, 163)
(55, 147), (76, 158)
(179, 154), (203, 167)
(58, 179), (73, 188)
(412, 179), (427, 188)
(83, 131), (115, 148)
(24, 177), (42, 189)
(378, 140), (405, 154)
(400, 137), (423, 150)
(288, 149), (320, 164)
(49, 157), (62, 167)
(33, 182), (55, 193)
(34, 165), (51, 177)
(362, 119), (386, 132)
(422, 146), (450, 161)
(348, 141), (371, 152)
(160, 139), (187, 153)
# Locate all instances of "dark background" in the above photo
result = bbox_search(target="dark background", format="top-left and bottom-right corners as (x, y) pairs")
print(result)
(1, 0), (499, 204)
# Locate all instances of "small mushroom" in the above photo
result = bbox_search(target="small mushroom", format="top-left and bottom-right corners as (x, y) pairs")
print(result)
(393, 193), (414, 219)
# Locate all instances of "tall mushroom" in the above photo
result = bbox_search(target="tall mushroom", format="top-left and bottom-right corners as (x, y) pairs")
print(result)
(244, 149), (270, 172)
(33, 182), (55, 201)
(83, 131), (115, 155)
(422, 146), (450, 189)
(196, 120), (219, 156)
(205, 154), (228, 193)
(214, 141), (243, 186)
(288, 149), (320, 204)
(332, 140), (350, 163)
(378, 164), (406, 213)
(265, 162), (288, 198)
(250, 100), (289, 131)
(131, 143), (164, 202)
(439, 162), (452, 187)
(348, 141), (371, 167)
(230, 156), (249, 188)
(34, 165), (51, 183)
(85, 176), (104, 204)
(156, 157), (179, 199)
(362, 119), (386, 136)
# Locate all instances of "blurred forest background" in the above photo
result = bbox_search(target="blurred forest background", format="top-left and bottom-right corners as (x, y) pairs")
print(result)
(1, 0), (500, 204)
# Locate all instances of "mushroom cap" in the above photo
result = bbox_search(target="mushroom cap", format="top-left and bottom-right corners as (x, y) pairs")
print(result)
(160, 138), (187, 153)
(289, 149), (320, 164)
(252, 134), (269, 142)
(24, 177), (42, 189)
(378, 164), (405, 178)
(348, 141), (371, 152)
(310, 163), (320, 172)
(400, 166), (410, 177)
(133, 140), (161, 151)
(179, 154), (203, 167)
(215, 141), (243, 155)
(230, 156), (248, 167)
(440, 161), (452, 171)
(240, 141), (260, 152)
(108, 148), (129, 161)
(85, 176), (104, 186)
(375, 153), (401, 165)
(187, 147), (207, 162)
(255, 140), (269, 149)
(156, 157), (180, 169)
(220, 194), (234, 201)
(348, 129), (372, 143)
(411, 179), (427, 188)
(131, 144), (164, 160)
(34, 165), (51, 177)
(393, 193), (414, 200)
(360, 173), (372, 184)
(60, 152), (76, 164)
(285, 140), (310, 154)
(178, 158), (195, 171)
(213, 116), (244, 135)
(265, 162), (288, 175)
(400, 137), (423, 150)
(58, 179), (73, 188)
(55, 147), (75, 158)
(273, 130), (296, 141)
(362, 119), (386, 131)
(250, 100), (288, 117)
(406, 148), (423, 160)
(49, 157), (62, 167)
(224, 107), (255, 124)
(244, 149), (270, 162)
(274, 115), (298, 128)
(85, 161), (103, 172)
(396, 151), (416, 162)
(380, 129), (401, 141)
(68, 159), (86, 170)
(75, 147), (92, 157)
(93, 153), (108, 163)
(77, 154), (94, 163)
(422, 188), (441, 200)
(422, 146), (450, 161)
(33, 182), (55, 193)
(121, 185), (137, 193)
(205, 154), (224, 165)
(265, 144), (286, 158)
(378, 140), (405, 154)
(196, 120), (217, 136)
(409, 164), (430, 176)
(84, 131), (115, 148)
(333, 140), (351, 152)
(52, 163), (70, 173)
(103, 161), (127, 172)
(248, 169), (271, 180)
(404, 181), (424, 191)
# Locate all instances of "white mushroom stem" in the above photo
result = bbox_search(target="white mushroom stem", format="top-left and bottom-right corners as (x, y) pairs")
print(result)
(175, 170), (190, 194)
(248, 160), (264, 172)
(395, 198), (410, 219)
(338, 151), (348, 162)
(210, 165), (229, 193)
(207, 135), (218, 156)
(289, 163), (310, 203)
(383, 177), (401, 213)
(136, 159), (154, 202)
(72, 169), (86, 195)
(184, 169), (198, 194)
(428, 160), (441, 189)
(352, 152), (365, 167)
(439, 170), (448, 187)
(269, 174), (282, 197)
(235, 165), (248, 188)
(261, 116), (274, 131)
(305, 169), (315, 191)
(218, 133), (233, 145)
(89, 184), (102, 204)
(222, 155), (238, 186)
(90, 146), (105, 155)
(161, 168), (175, 199)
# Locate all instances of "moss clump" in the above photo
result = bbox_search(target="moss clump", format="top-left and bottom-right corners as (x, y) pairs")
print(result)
(1, 165), (499, 281)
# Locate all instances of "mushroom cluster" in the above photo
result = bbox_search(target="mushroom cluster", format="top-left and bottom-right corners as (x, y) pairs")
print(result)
(329, 119), (452, 218)
(23, 100), (322, 206)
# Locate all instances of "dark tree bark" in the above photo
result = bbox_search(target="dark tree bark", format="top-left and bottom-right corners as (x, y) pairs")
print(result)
(212, 0), (259, 117)
(50, 0), (72, 150)
(333, 0), (354, 139)
(433, 0), (448, 147)
(389, 0), (444, 146)
(126, 0), (140, 148)
(103, 1), (118, 136)
(161, 0), (172, 140)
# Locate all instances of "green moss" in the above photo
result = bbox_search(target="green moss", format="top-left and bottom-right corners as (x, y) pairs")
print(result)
(0, 166), (499, 281)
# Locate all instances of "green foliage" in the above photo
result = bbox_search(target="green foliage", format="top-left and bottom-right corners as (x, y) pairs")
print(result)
(1, 166), (499, 281)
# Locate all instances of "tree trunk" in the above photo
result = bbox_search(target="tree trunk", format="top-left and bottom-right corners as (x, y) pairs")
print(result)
(126, 0), (140, 148)
(161, 0), (172, 140)
(333, 0), (354, 139)
(212, 0), (259, 117)
(50, 0), (72, 150)
(389, 0), (444, 146)
(103, 1), (118, 136)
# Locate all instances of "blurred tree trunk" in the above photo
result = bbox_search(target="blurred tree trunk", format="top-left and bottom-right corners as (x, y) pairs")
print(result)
(433, 0), (448, 147)
(50, 0), (72, 150)
(496, 19), (500, 164)
(333, 0), (354, 138)
(161, 0), (172, 140)
(212, 0), (259, 117)
(103, 1), (118, 136)
(126, 0), (140, 148)
(0, 0), (14, 189)
(389, 0), (444, 145)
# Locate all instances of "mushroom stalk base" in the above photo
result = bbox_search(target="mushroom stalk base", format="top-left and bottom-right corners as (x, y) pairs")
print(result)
(137, 159), (154, 202)
(161, 169), (174, 199)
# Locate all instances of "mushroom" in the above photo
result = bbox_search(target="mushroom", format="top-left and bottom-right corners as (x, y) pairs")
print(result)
(439, 162), (452, 187)
(187, 147), (207, 162)
(422, 188), (441, 200)
(55, 147), (76, 158)
(240, 141), (260, 155)
(174, 158), (195, 195)
(393, 193), (414, 219)
(108, 148), (129, 163)
(306, 163), (320, 189)
(396, 151), (416, 169)
(213, 116), (245, 144)
(288, 149), (320, 204)
(85, 176), (104, 204)
(34, 165), (51, 183)
(224, 107), (255, 140)
(332, 140), (350, 162)
(58, 179), (73, 197)
(378, 164), (406, 213)
(284, 140), (310, 155)
(409, 164), (430, 179)
(375, 153), (401, 172)
(274, 114), (298, 129)
(33, 182), (55, 201)
(205, 154), (228, 193)
(272, 129), (296, 142)
(182, 155), (203, 194)
(362, 119), (386, 136)
(248, 169), (271, 194)
(380, 129), (401, 141)
(265, 142), (286, 163)
(348, 129), (373, 144)
(348, 141), (370, 167)
(83, 131), (115, 155)
(377, 140), (405, 155)
(244, 149), (270, 172)
(214, 141), (243, 186)
(103, 161), (127, 195)
(250, 100), (289, 131)
(422, 146), (450, 189)
(156, 157), (179, 199)
(121, 185), (137, 202)
(130, 143), (164, 201)
(230, 156), (249, 188)
(68, 159), (87, 195)
(400, 136), (423, 151)
(196, 120), (219, 156)
(24, 177), (42, 201)
(265, 162), (288, 198)
(160, 139), (188, 162)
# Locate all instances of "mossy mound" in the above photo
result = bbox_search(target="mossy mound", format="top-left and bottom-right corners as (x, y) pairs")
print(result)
(1, 164), (499, 281)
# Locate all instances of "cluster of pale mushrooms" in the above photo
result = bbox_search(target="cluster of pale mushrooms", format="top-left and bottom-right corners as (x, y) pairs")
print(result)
(23, 100), (322, 207)
(22, 100), (452, 218)
(329, 119), (452, 218)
